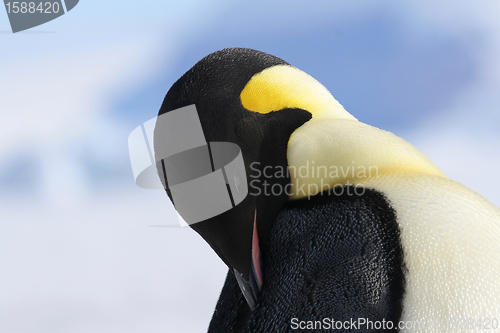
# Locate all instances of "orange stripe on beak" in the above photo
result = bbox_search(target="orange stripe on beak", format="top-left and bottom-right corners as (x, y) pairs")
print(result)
(252, 210), (263, 289)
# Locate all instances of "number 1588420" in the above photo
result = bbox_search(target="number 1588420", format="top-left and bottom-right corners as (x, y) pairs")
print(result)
(5, 2), (60, 14)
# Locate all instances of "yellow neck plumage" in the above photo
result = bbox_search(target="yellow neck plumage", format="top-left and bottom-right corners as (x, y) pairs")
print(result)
(241, 65), (446, 200)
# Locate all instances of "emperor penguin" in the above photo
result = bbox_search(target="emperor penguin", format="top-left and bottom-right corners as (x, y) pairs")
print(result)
(154, 48), (500, 332)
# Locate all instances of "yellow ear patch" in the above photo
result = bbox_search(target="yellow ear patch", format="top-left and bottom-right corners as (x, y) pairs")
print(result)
(240, 65), (356, 121)
(240, 64), (447, 200)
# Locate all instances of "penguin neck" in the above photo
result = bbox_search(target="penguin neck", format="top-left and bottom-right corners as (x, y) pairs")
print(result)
(286, 118), (447, 200)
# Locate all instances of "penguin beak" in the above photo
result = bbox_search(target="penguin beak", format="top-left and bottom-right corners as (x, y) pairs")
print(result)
(233, 209), (264, 310)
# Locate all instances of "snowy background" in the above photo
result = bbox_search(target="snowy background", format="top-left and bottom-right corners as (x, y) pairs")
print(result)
(1, 1), (499, 332)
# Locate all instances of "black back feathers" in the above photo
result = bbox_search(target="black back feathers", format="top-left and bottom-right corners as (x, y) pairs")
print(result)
(209, 188), (406, 333)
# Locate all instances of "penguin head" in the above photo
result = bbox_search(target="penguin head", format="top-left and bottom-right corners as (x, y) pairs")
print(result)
(154, 48), (354, 310)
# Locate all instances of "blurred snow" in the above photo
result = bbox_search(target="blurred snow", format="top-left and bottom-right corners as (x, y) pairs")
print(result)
(0, 190), (226, 333)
